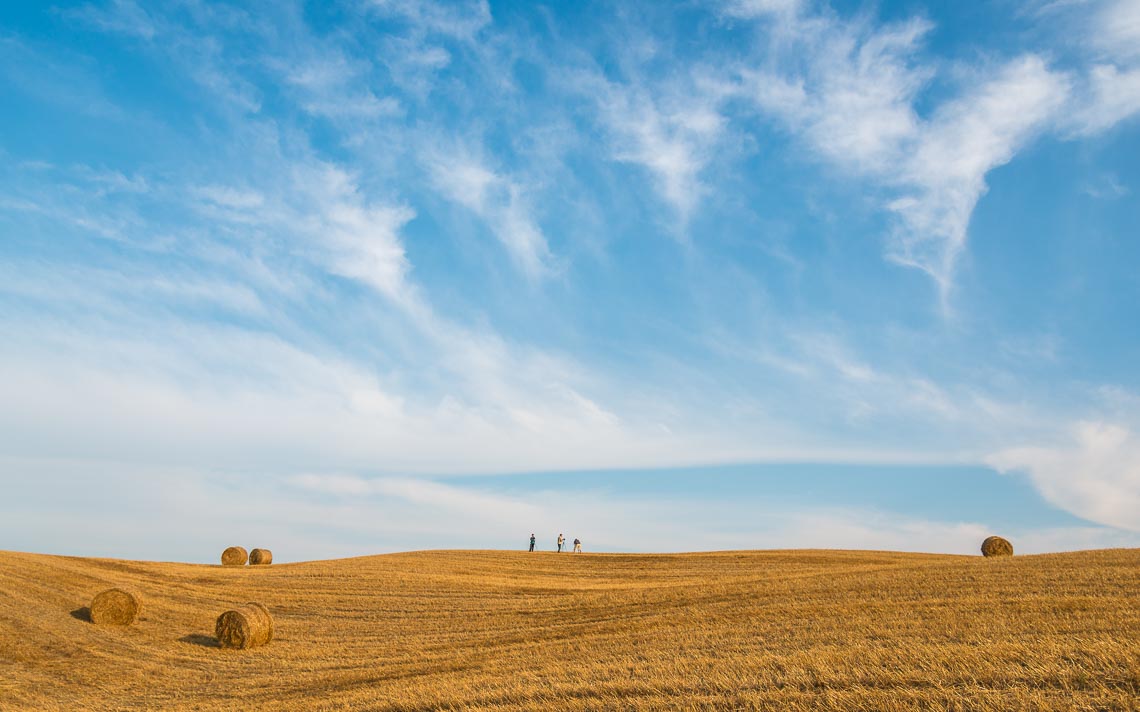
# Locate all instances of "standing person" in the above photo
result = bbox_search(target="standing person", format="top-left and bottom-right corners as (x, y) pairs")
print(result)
(529, 533), (536, 552)
(573, 538), (582, 553)
(557, 533), (565, 553)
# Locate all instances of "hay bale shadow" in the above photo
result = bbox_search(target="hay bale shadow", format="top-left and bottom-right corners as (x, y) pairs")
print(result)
(179, 633), (221, 648)
(70, 607), (92, 622)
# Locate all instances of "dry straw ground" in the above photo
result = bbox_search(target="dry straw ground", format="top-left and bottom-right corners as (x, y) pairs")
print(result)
(1, 548), (1138, 710)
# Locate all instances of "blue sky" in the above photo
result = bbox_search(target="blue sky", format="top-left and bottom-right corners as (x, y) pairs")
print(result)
(2, 0), (1139, 562)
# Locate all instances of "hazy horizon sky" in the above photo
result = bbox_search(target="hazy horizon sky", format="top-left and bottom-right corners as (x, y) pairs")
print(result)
(2, 0), (1139, 562)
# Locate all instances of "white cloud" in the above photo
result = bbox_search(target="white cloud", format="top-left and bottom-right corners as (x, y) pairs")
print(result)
(427, 153), (498, 212)
(887, 55), (1070, 297)
(723, 0), (1132, 306)
(381, 38), (453, 95)
(734, 5), (1074, 299)
(1083, 172), (1130, 199)
(368, 0), (492, 41)
(988, 421), (1140, 532)
(0, 295), (976, 484)
(722, 0), (804, 18)
(279, 52), (403, 121)
(1067, 63), (1140, 135)
(303, 92), (402, 120)
(318, 200), (416, 302)
(66, 0), (157, 40)
(187, 163), (418, 305)
(427, 151), (555, 280)
(0, 302), (691, 478)
(1012, 524), (1140, 553)
(596, 0), (1139, 300)
(0, 260), (266, 318)
(291, 474), (543, 522)
(592, 73), (730, 228)
(1092, 0), (1140, 61)
(0, 159), (632, 476)
(1038, 0), (1140, 135)
(193, 184), (265, 210)
(740, 16), (931, 175)
(80, 167), (150, 196)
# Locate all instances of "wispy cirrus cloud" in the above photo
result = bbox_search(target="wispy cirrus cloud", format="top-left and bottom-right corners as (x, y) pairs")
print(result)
(367, 0), (492, 41)
(1083, 172), (1131, 199)
(1089, 0), (1140, 61)
(729, 4), (1072, 302)
(592, 74), (731, 230)
(64, 0), (157, 40)
(886, 56), (1069, 297)
(279, 52), (402, 121)
(426, 149), (557, 281)
(1059, 0), (1140, 135)
(737, 14), (931, 174)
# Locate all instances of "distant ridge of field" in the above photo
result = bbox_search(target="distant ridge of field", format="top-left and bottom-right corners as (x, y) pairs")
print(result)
(1, 548), (1138, 710)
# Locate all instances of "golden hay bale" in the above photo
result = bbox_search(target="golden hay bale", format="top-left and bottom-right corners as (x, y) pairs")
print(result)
(90, 588), (141, 625)
(981, 536), (1014, 557)
(221, 546), (248, 566)
(215, 602), (274, 650)
(249, 548), (273, 566)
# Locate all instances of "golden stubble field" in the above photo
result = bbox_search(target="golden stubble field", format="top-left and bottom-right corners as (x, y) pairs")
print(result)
(1, 547), (1137, 710)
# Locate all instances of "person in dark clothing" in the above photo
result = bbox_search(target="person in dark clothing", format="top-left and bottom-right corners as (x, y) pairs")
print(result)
(529, 533), (536, 552)
(573, 538), (582, 553)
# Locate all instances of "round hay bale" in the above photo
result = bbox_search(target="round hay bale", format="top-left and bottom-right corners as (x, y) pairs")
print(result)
(221, 546), (248, 566)
(90, 588), (141, 625)
(981, 535), (1014, 557)
(249, 548), (273, 566)
(215, 602), (274, 650)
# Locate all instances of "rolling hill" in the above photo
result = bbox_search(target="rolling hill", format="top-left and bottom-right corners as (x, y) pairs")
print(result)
(1, 548), (1137, 710)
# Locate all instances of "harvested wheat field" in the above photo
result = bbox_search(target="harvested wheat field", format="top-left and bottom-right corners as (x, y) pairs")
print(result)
(1, 548), (1138, 711)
